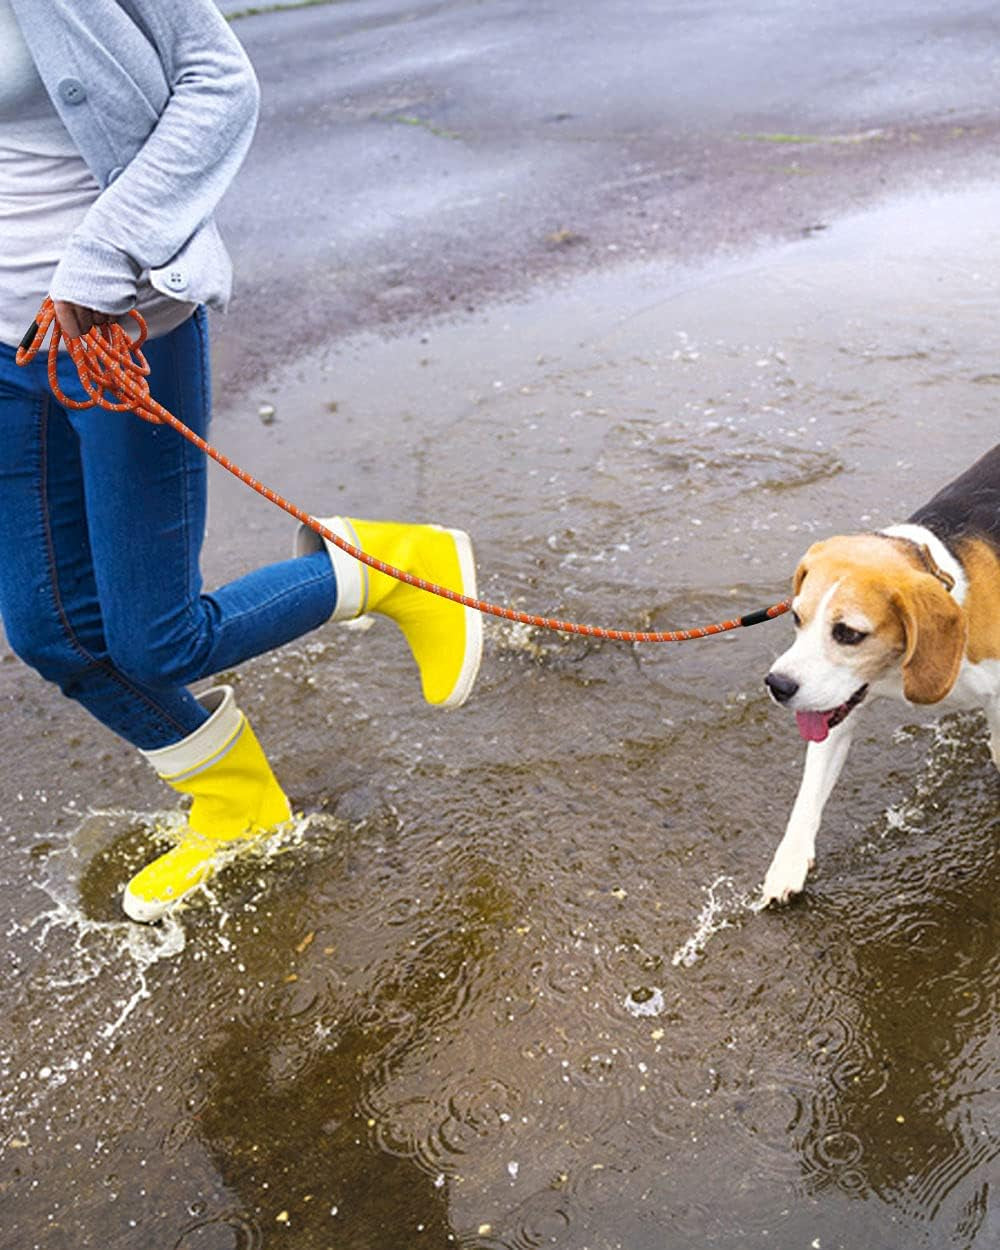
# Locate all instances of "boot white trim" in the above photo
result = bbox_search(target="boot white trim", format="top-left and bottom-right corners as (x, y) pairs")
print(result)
(140, 685), (242, 781)
(294, 514), (366, 620)
(123, 889), (174, 924)
(436, 525), (483, 709)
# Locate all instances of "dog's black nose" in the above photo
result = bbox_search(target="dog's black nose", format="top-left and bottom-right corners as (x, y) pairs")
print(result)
(765, 671), (799, 704)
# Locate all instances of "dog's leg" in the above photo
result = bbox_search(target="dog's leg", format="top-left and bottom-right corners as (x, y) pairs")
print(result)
(761, 722), (857, 905)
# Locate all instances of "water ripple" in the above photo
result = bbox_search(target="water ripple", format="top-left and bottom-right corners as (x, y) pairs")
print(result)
(505, 1189), (574, 1250)
(363, 1072), (523, 1179)
(806, 1009), (889, 1100)
(730, 1079), (810, 1185)
(172, 1211), (262, 1250)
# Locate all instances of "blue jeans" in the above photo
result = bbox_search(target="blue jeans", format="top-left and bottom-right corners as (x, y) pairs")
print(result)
(0, 309), (337, 750)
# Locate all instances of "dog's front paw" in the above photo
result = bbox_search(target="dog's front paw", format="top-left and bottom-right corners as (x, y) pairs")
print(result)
(761, 847), (815, 906)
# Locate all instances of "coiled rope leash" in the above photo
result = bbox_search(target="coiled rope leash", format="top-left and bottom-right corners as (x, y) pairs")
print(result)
(17, 299), (790, 643)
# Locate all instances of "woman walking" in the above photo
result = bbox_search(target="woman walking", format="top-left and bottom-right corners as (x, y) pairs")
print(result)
(0, 0), (482, 922)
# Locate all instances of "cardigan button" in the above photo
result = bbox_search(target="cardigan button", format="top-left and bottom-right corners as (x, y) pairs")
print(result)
(58, 78), (87, 105)
(164, 269), (189, 292)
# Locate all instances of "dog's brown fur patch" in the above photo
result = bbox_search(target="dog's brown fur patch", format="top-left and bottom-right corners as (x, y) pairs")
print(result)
(955, 536), (1000, 664)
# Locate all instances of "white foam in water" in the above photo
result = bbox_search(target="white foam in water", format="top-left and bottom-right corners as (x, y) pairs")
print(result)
(491, 617), (547, 659)
(0, 822), (184, 1135)
(18, 808), (321, 1019)
(624, 986), (666, 1017)
(25, 816), (190, 1038)
(671, 874), (761, 968)
(2, 807), (331, 1138)
(881, 713), (979, 836)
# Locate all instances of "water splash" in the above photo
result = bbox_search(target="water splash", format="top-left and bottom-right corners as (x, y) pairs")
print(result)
(671, 874), (760, 967)
(1, 806), (332, 1142)
(22, 812), (190, 1035)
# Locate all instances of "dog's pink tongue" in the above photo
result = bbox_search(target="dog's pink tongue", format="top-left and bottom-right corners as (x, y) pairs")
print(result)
(796, 710), (831, 743)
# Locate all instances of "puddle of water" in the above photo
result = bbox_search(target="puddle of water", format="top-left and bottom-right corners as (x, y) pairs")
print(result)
(671, 873), (762, 968)
(2, 184), (1000, 1249)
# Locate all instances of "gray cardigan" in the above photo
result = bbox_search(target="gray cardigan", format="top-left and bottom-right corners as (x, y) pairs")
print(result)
(9, 0), (259, 313)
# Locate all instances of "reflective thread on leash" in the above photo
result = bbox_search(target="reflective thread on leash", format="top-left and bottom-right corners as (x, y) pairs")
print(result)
(17, 300), (791, 643)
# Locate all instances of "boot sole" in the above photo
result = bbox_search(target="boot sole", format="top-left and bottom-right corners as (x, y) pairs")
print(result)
(123, 884), (181, 924)
(436, 525), (483, 708)
(123, 875), (204, 923)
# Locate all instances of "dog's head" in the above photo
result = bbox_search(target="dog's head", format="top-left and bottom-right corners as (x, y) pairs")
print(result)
(765, 534), (966, 742)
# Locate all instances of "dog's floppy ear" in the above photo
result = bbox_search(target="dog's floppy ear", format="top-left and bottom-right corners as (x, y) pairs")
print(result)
(792, 540), (827, 596)
(894, 575), (966, 704)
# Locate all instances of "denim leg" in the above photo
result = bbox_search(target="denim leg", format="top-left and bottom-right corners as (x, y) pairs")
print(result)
(69, 310), (338, 697)
(0, 346), (213, 748)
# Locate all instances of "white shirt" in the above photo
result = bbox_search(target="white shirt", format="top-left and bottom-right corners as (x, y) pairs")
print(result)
(0, 0), (195, 347)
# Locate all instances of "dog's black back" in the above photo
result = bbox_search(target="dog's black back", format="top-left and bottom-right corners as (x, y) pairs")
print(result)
(909, 442), (1000, 551)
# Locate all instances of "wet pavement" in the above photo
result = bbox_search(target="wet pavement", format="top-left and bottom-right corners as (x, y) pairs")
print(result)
(3, 3), (1000, 1249)
(212, 0), (1000, 384)
(3, 182), (999, 1248)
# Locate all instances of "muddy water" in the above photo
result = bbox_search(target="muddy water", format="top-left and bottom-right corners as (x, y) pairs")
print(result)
(2, 185), (999, 1249)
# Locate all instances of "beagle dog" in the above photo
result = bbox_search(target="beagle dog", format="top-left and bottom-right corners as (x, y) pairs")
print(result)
(762, 443), (1000, 905)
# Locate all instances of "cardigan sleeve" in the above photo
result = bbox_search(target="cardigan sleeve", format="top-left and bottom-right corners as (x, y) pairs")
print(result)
(49, 0), (259, 313)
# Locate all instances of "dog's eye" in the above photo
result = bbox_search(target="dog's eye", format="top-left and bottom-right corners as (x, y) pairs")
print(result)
(832, 622), (867, 646)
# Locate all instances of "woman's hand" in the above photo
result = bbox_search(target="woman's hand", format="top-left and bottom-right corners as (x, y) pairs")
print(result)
(53, 300), (115, 339)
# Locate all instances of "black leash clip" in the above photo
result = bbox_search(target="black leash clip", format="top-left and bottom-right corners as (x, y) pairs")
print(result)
(18, 320), (39, 353)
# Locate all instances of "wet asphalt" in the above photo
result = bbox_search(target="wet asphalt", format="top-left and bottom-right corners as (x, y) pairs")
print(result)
(207, 0), (1000, 381)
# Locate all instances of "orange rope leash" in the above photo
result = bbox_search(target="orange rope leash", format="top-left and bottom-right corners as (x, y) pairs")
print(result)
(17, 300), (790, 643)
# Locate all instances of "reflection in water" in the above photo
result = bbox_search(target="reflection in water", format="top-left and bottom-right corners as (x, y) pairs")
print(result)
(794, 716), (1000, 1243)
(191, 863), (519, 1248)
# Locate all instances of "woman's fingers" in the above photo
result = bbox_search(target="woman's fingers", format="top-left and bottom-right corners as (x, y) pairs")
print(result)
(53, 299), (85, 338)
(52, 300), (114, 338)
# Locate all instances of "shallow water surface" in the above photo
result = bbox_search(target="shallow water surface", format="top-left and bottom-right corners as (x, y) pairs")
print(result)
(1, 186), (999, 1248)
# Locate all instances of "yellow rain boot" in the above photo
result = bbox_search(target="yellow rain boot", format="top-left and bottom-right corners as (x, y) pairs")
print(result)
(294, 515), (483, 708)
(123, 686), (291, 923)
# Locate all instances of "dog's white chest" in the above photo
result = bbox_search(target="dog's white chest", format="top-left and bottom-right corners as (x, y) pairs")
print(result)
(876, 657), (1000, 712)
(944, 657), (1000, 710)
